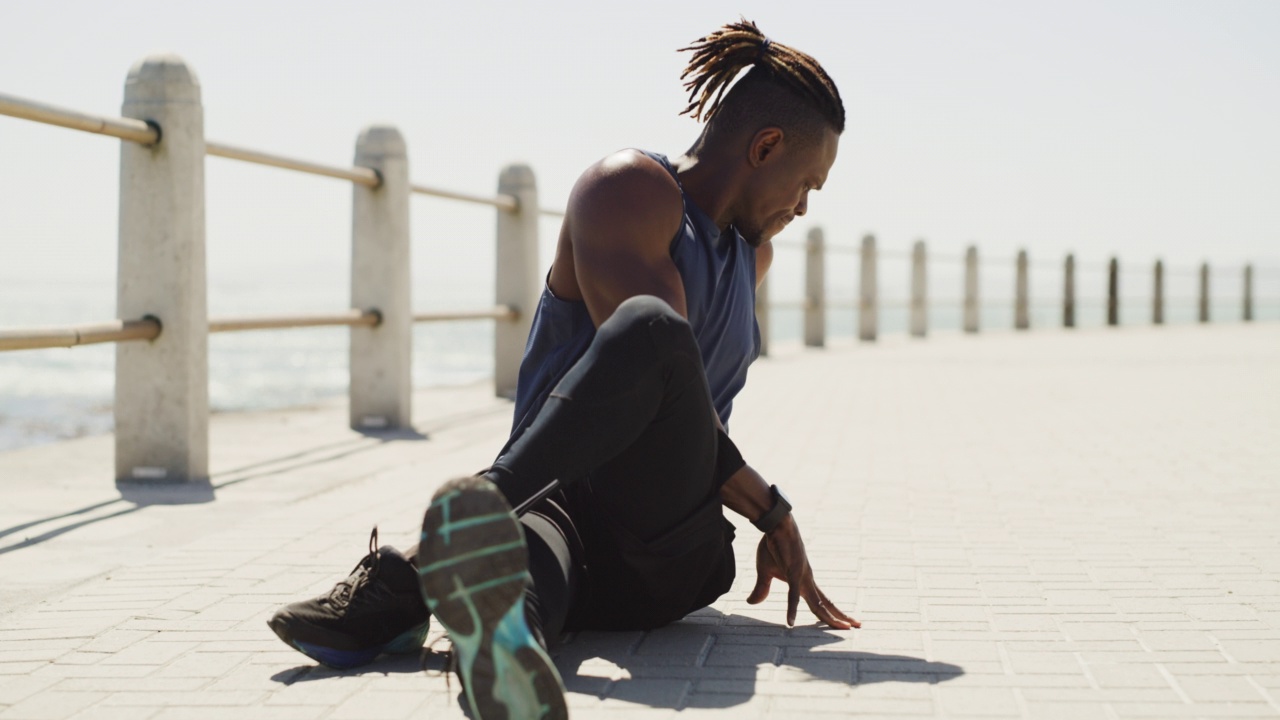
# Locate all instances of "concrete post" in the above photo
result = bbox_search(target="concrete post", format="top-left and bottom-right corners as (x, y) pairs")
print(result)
(963, 246), (979, 333)
(115, 54), (209, 487)
(350, 126), (412, 431)
(804, 227), (825, 348)
(1014, 250), (1030, 330)
(495, 165), (540, 398)
(858, 234), (877, 342)
(1243, 265), (1254, 322)
(755, 273), (770, 357)
(1063, 254), (1076, 328)
(1199, 262), (1210, 323)
(909, 239), (927, 337)
(1153, 260), (1165, 325)
(1107, 257), (1120, 327)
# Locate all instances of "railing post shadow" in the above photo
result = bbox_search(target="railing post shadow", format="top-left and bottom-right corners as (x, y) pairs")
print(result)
(494, 165), (540, 399)
(1015, 250), (1030, 330)
(858, 234), (877, 342)
(910, 239), (927, 338)
(1063, 254), (1076, 328)
(1153, 260), (1165, 325)
(963, 245), (979, 333)
(350, 126), (412, 431)
(804, 227), (825, 348)
(1107, 257), (1120, 327)
(115, 54), (211, 490)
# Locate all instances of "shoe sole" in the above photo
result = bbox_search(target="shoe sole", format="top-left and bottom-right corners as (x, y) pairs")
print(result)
(418, 476), (568, 720)
(268, 618), (430, 670)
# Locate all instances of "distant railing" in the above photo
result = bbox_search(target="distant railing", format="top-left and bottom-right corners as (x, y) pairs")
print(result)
(764, 232), (1269, 353)
(0, 54), (559, 486)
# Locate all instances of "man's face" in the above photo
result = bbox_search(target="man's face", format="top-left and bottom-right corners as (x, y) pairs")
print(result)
(736, 127), (839, 248)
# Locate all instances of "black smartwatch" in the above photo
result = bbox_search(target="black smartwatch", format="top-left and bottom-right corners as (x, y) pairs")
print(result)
(751, 485), (792, 534)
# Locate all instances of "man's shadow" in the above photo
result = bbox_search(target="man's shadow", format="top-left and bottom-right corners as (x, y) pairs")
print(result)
(554, 608), (963, 710)
(271, 608), (963, 712)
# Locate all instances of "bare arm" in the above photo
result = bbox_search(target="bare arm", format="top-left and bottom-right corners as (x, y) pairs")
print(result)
(563, 150), (686, 328)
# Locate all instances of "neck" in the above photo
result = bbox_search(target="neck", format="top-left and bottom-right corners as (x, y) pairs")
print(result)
(671, 140), (744, 232)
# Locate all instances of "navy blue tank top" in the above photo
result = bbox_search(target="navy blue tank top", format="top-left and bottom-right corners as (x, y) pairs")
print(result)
(507, 151), (760, 441)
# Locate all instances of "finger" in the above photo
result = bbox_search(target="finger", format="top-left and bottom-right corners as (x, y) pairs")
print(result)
(810, 601), (852, 630)
(801, 582), (852, 630)
(747, 570), (772, 605)
(815, 587), (861, 629)
(787, 578), (800, 627)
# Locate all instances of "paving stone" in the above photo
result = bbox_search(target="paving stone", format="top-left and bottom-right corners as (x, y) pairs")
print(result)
(1, 325), (1277, 718)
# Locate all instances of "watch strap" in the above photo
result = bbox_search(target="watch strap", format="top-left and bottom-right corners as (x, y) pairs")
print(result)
(752, 484), (792, 533)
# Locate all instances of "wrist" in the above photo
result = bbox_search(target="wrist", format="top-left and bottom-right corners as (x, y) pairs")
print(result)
(751, 484), (793, 534)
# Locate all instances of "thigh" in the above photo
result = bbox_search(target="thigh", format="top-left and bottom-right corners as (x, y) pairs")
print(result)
(585, 365), (719, 543)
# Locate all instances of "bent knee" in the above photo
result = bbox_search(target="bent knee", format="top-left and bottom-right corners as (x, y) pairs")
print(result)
(602, 296), (696, 352)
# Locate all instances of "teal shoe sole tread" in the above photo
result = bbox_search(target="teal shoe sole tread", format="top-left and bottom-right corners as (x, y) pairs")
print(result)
(418, 476), (568, 720)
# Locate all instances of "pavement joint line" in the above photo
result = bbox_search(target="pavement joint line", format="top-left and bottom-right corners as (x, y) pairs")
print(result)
(0, 325), (1277, 718)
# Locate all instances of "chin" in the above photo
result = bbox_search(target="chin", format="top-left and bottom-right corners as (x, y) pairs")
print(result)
(735, 225), (769, 249)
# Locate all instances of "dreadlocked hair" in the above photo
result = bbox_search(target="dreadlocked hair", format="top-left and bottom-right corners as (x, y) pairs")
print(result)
(679, 19), (844, 135)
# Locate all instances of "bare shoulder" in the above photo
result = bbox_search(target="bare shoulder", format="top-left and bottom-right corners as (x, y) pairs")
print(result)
(567, 149), (683, 242)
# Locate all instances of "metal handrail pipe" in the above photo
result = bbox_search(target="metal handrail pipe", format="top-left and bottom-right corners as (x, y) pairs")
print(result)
(0, 318), (161, 352)
(208, 310), (379, 333)
(411, 183), (517, 211)
(414, 305), (518, 323)
(206, 141), (380, 187)
(0, 92), (158, 145)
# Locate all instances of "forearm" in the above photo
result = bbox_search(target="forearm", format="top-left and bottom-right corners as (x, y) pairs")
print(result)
(719, 462), (775, 523)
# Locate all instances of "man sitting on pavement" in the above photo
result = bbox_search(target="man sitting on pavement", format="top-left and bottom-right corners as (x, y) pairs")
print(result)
(269, 19), (859, 720)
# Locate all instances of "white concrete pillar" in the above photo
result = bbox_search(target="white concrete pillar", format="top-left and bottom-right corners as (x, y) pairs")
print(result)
(1199, 262), (1210, 323)
(1015, 250), (1030, 330)
(1063, 254), (1076, 328)
(909, 239), (927, 338)
(115, 54), (209, 487)
(1153, 260), (1165, 325)
(1244, 264), (1254, 322)
(858, 234), (877, 342)
(1107, 257), (1120, 327)
(804, 227), (825, 348)
(495, 165), (540, 399)
(350, 127), (412, 431)
(963, 246), (979, 334)
(755, 273), (770, 358)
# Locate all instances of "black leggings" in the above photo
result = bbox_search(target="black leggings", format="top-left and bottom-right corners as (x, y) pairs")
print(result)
(491, 296), (739, 638)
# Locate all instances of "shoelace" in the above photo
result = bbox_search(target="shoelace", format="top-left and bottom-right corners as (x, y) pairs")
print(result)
(421, 633), (460, 693)
(328, 527), (381, 608)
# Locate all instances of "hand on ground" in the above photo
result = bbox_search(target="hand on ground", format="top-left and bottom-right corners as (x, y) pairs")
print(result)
(745, 516), (860, 630)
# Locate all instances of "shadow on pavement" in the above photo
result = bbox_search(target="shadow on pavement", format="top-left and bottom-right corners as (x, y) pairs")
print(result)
(271, 652), (430, 685)
(555, 610), (964, 710)
(263, 610), (963, 712)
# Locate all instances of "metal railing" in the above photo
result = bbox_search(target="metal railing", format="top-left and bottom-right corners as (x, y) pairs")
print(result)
(761, 231), (1270, 349)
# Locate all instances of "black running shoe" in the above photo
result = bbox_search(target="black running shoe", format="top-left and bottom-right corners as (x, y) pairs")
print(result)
(268, 527), (430, 669)
(418, 476), (568, 720)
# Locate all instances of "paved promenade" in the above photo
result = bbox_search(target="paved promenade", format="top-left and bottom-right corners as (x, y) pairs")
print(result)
(1, 323), (1278, 719)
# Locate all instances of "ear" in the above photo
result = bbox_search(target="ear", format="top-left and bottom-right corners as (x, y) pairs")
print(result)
(747, 127), (785, 168)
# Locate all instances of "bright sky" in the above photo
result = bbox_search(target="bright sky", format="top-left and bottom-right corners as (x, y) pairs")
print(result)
(2, 0), (1278, 315)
